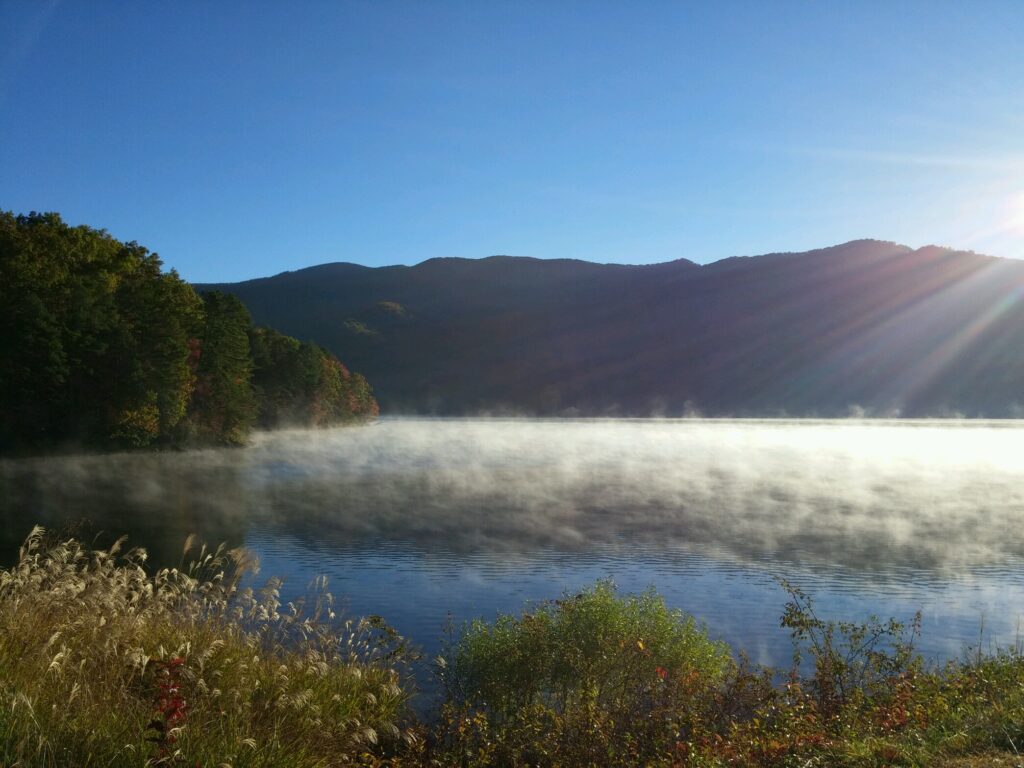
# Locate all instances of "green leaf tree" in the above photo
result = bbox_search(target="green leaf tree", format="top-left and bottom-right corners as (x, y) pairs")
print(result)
(188, 292), (257, 445)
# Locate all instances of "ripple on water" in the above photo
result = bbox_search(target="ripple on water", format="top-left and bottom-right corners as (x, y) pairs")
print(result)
(2, 418), (1024, 670)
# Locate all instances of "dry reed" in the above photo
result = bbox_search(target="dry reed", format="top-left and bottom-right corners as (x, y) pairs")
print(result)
(0, 527), (418, 767)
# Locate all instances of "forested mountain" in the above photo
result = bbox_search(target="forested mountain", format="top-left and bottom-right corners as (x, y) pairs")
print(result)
(0, 212), (377, 454)
(200, 240), (1024, 417)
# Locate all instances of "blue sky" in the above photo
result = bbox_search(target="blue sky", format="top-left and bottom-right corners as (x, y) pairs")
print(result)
(2, 1), (1024, 282)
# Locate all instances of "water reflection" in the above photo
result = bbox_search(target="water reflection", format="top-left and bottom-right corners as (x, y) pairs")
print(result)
(2, 418), (1023, 668)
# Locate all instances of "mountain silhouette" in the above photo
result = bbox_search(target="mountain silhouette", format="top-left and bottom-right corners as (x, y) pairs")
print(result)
(198, 240), (1024, 417)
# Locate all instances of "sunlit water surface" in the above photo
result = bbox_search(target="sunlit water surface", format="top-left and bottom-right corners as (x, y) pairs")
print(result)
(3, 418), (1024, 683)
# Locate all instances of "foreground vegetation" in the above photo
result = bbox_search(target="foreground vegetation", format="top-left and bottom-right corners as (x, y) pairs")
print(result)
(0, 211), (377, 454)
(3, 531), (1024, 767)
(0, 528), (415, 767)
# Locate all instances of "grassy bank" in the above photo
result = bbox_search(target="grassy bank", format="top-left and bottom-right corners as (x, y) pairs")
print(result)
(2, 531), (1023, 766)
(0, 528), (416, 767)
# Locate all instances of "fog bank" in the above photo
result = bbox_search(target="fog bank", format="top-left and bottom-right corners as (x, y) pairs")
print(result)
(3, 418), (1022, 573)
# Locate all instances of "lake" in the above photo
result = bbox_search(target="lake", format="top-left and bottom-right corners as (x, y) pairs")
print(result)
(3, 417), (1024, 675)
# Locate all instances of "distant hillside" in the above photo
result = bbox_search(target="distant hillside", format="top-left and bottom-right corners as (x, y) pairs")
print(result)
(198, 240), (1024, 417)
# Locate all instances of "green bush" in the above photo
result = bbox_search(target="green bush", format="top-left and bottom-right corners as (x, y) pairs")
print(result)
(436, 581), (733, 766)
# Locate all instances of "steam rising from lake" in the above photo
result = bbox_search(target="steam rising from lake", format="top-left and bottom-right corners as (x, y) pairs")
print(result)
(4, 417), (1024, 667)
(3, 418), (1023, 573)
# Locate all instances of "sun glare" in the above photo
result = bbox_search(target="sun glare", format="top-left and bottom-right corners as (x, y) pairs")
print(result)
(1007, 191), (1024, 234)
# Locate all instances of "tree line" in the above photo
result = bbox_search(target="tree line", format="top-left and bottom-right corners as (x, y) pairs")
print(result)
(0, 211), (377, 454)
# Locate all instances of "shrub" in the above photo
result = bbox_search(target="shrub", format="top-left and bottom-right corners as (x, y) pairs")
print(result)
(435, 581), (733, 766)
(779, 579), (922, 724)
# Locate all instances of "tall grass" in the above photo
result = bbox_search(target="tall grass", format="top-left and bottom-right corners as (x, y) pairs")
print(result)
(4, 529), (1024, 767)
(0, 527), (418, 767)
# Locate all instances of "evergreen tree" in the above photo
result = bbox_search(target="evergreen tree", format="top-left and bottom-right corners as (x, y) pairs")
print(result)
(188, 292), (257, 445)
(250, 327), (379, 428)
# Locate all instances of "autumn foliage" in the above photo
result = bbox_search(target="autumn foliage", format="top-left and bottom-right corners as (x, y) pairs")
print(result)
(0, 211), (378, 453)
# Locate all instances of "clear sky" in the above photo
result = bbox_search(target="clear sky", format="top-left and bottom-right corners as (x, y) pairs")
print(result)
(3, 1), (1024, 282)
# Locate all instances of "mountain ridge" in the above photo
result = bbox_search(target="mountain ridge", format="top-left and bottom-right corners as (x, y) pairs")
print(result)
(197, 239), (1024, 417)
(234, 239), (938, 282)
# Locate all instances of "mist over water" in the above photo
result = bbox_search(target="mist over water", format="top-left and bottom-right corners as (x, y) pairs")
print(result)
(3, 417), (1024, 669)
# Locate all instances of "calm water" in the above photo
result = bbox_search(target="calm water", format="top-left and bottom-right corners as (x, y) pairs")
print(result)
(3, 417), (1024, 672)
